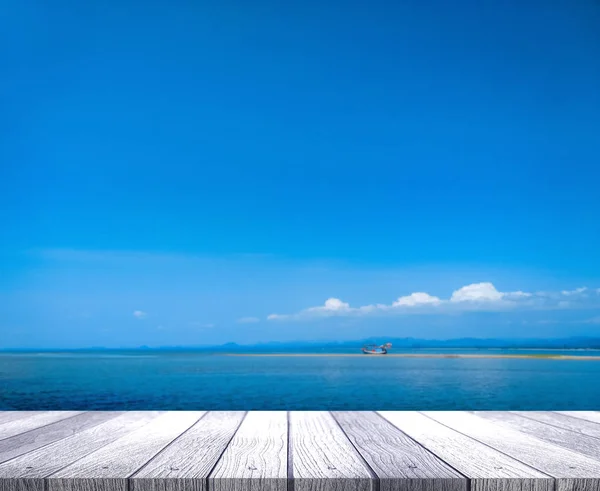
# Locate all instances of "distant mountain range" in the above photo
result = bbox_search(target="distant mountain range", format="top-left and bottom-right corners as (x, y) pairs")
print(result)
(4, 336), (600, 352)
(199, 336), (600, 352)
(132, 336), (600, 352)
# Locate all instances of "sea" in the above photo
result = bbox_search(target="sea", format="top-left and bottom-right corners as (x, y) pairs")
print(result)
(1, 348), (600, 410)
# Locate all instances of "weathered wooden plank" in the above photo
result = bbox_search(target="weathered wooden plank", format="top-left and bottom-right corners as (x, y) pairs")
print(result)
(334, 411), (465, 491)
(474, 411), (600, 460)
(48, 411), (205, 491)
(1, 411), (600, 491)
(0, 412), (82, 441)
(290, 411), (373, 491)
(0, 411), (122, 464)
(131, 411), (246, 491)
(209, 411), (287, 491)
(557, 412), (600, 426)
(378, 411), (552, 491)
(0, 412), (163, 491)
(425, 411), (600, 491)
(513, 412), (600, 439)
(0, 414), (39, 426)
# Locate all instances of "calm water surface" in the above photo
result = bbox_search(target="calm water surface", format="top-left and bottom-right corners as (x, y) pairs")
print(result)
(1, 350), (599, 410)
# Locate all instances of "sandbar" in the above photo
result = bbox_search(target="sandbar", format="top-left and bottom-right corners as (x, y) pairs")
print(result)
(221, 353), (600, 360)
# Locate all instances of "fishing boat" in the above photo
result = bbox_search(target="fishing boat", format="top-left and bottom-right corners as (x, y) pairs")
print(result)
(361, 342), (392, 355)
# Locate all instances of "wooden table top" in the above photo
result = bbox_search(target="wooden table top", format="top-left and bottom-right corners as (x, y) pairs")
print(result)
(1, 411), (600, 491)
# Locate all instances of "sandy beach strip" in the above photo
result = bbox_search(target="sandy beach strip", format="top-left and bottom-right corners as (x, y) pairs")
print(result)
(221, 353), (600, 360)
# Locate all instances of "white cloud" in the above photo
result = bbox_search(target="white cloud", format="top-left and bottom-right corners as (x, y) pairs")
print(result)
(505, 291), (533, 298)
(133, 310), (147, 319)
(237, 316), (260, 324)
(308, 298), (351, 312)
(266, 281), (600, 321)
(450, 282), (504, 302)
(561, 287), (588, 296)
(449, 283), (535, 307)
(267, 298), (354, 321)
(393, 292), (441, 307)
(358, 303), (389, 313)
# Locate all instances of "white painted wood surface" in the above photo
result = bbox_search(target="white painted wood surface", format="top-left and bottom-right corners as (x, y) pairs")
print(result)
(131, 411), (246, 491)
(378, 411), (552, 491)
(512, 411), (600, 439)
(0, 412), (82, 441)
(557, 411), (600, 425)
(209, 412), (288, 491)
(0, 411), (121, 464)
(289, 411), (373, 491)
(0, 411), (599, 491)
(425, 411), (600, 491)
(334, 411), (466, 491)
(0, 412), (163, 480)
(0, 413), (40, 426)
(473, 411), (600, 460)
(48, 412), (205, 491)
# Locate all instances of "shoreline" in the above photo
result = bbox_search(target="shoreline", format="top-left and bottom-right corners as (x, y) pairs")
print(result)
(222, 353), (600, 360)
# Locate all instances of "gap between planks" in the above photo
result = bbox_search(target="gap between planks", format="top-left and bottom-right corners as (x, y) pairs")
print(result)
(2, 412), (600, 491)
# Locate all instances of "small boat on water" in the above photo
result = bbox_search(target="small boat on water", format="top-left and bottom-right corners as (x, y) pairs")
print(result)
(362, 342), (392, 355)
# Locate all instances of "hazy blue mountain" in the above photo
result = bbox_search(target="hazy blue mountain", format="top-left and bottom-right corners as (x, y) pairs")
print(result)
(3, 337), (600, 352)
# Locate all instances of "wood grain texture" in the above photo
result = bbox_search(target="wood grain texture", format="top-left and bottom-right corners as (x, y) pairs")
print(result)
(0, 414), (39, 426)
(425, 411), (600, 491)
(378, 411), (552, 491)
(0, 411), (600, 491)
(131, 411), (246, 491)
(48, 412), (205, 491)
(0, 412), (82, 441)
(209, 411), (287, 491)
(0, 411), (122, 464)
(473, 411), (600, 460)
(0, 478), (42, 491)
(0, 411), (163, 491)
(290, 411), (373, 491)
(334, 411), (465, 491)
(513, 412), (600, 439)
(557, 412), (600, 425)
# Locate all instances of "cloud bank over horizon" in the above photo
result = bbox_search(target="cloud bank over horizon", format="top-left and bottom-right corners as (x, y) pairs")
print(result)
(267, 283), (600, 321)
(4, 248), (600, 348)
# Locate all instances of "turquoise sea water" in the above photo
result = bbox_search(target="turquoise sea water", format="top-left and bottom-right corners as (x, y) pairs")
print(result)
(1, 349), (600, 410)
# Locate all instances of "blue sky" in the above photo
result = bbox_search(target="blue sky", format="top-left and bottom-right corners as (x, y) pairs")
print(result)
(1, 0), (600, 348)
